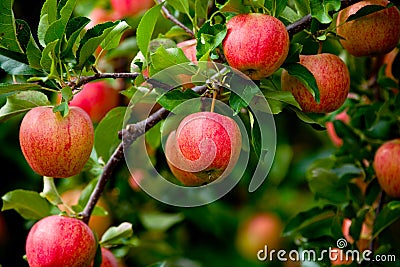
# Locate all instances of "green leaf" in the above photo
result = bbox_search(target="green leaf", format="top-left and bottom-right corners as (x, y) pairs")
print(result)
(26, 38), (43, 69)
(263, 90), (301, 114)
(167, 0), (190, 15)
(151, 46), (190, 71)
(283, 62), (320, 103)
(75, 21), (119, 70)
(95, 107), (126, 162)
(0, 0), (23, 52)
(15, 19), (31, 51)
(275, 0), (289, 17)
(37, 0), (58, 47)
(0, 83), (43, 94)
(100, 21), (130, 51)
(157, 89), (200, 111)
(289, 106), (324, 127)
(284, 43), (303, 64)
(139, 212), (184, 231)
(196, 22), (227, 61)
(250, 111), (262, 158)
(40, 39), (59, 72)
(310, 0), (341, 24)
(100, 222), (134, 245)
(346, 5), (386, 22)
(52, 101), (69, 117)
(292, 0), (310, 17)
(195, 0), (208, 25)
(2, 189), (53, 220)
(61, 17), (90, 60)
(228, 74), (260, 114)
(373, 201), (400, 238)
(0, 55), (43, 75)
(137, 4), (163, 57)
(0, 91), (50, 122)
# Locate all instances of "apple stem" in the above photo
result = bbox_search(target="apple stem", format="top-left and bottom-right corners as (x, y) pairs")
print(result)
(317, 41), (323, 54)
(210, 89), (217, 113)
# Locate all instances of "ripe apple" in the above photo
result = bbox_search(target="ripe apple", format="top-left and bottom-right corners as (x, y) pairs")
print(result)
(222, 13), (290, 80)
(373, 139), (400, 198)
(177, 39), (197, 64)
(336, 0), (400, 57)
(235, 212), (283, 261)
(281, 53), (350, 113)
(91, 248), (119, 267)
(68, 81), (119, 123)
(59, 188), (112, 237)
(26, 215), (97, 267)
(110, 0), (153, 18)
(165, 112), (242, 186)
(326, 110), (351, 146)
(19, 106), (94, 178)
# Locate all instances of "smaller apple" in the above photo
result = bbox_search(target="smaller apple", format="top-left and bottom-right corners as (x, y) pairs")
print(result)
(68, 81), (119, 123)
(281, 53), (350, 113)
(91, 248), (119, 267)
(165, 112), (242, 186)
(326, 110), (351, 147)
(222, 13), (290, 80)
(373, 139), (400, 198)
(111, 0), (153, 19)
(19, 106), (94, 178)
(26, 215), (97, 267)
(177, 39), (198, 64)
(336, 0), (400, 57)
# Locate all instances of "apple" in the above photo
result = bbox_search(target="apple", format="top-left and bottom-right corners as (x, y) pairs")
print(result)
(165, 112), (242, 186)
(19, 106), (94, 178)
(342, 218), (372, 251)
(110, 0), (153, 18)
(222, 13), (290, 80)
(177, 39), (197, 64)
(373, 139), (400, 198)
(26, 215), (97, 267)
(86, 8), (116, 29)
(383, 47), (399, 83)
(59, 189), (112, 237)
(91, 248), (119, 267)
(68, 81), (119, 123)
(281, 53), (350, 113)
(235, 212), (283, 261)
(336, 0), (400, 57)
(326, 110), (351, 147)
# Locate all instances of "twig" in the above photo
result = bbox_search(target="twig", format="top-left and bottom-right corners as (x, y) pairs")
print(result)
(72, 72), (141, 89)
(156, 0), (195, 38)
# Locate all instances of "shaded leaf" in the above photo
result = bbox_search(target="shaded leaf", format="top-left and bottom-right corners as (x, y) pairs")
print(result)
(373, 201), (400, 238)
(151, 46), (190, 71)
(139, 212), (184, 231)
(0, 0), (23, 52)
(157, 89), (200, 111)
(0, 55), (42, 75)
(196, 22), (227, 61)
(0, 83), (43, 94)
(100, 21), (130, 51)
(346, 5), (386, 22)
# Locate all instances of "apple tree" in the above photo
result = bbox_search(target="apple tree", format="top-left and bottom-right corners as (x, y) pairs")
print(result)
(0, 0), (399, 266)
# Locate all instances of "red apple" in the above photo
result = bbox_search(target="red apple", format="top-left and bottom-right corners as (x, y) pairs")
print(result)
(69, 81), (119, 123)
(342, 218), (372, 251)
(222, 13), (290, 80)
(19, 106), (94, 178)
(373, 139), (400, 198)
(26, 215), (97, 267)
(336, 0), (400, 57)
(165, 112), (242, 186)
(177, 39), (197, 64)
(235, 212), (283, 261)
(92, 248), (119, 267)
(326, 110), (351, 147)
(86, 8), (116, 29)
(281, 53), (350, 113)
(110, 0), (153, 18)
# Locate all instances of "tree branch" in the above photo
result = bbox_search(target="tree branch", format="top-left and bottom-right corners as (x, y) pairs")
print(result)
(72, 72), (141, 90)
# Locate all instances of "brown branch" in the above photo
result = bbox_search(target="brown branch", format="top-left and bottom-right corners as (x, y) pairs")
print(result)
(72, 72), (141, 90)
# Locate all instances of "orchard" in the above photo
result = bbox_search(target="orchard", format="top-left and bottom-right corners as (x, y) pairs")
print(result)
(0, 0), (400, 266)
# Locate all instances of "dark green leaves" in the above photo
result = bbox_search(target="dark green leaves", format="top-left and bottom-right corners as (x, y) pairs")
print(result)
(346, 5), (386, 22)
(0, 0), (23, 53)
(196, 22), (227, 61)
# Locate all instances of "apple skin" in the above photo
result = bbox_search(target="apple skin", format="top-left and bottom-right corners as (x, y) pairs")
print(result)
(373, 139), (400, 198)
(110, 0), (153, 18)
(165, 112), (242, 186)
(383, 48), (399, 83)
(177, 39), (197, 64)
(26, 215), (97, 267)
(336, 0), (400, 57)
(281, 53), (350, 113)
(69, 81), (119, 123)
(91, 248), (119, 267)
(222, 13), (290, 80)
(235, 212), (283, 261)
(19, 106), (94, 178)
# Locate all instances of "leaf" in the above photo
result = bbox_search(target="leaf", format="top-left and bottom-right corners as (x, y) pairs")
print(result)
(283, 62), (320, 103)
(100, 21), (130, 51)
(157, 89), (200, 111)
(373, 201), (400, 238)
(0, 0), (23, 52)
(139, 212), (184, 231)
(0, 55), (43, 75)
(15, 19), (31, 51)
(167, 0), (190, 15)
(195, 0), (208, 25)
(310, 0), (341, 24)
(275, 0), (289, 17)
(95, 107), (126, 162)
(196, 22), (227, 61)
(26, 37), (43, 69)
(263, 90), (301, 114)
(346, 5), (386, 22)
(75, 21), (119, 70)
(0, 91), (50, 122)
(137, 4), (163, 57)
(37, 0), (58, 47)
(52, 101), (69, 117)
(0, 83), (43, 94)
(2, 189), (53, 220)
(100, 222), (134, 245)
(151, 46), (190, 71)
(61, 17), (90, 60)
(228, 74), (260, 114)
(40, 39), (59, 72)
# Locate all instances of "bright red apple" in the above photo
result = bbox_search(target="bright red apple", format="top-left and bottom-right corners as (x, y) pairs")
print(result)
(222, 13), (290, 80)
(165, 112), (242, 186)
(110, 0), (153, 18)
(235, 212), (283, 261)
(281, 53), (350, 113)
(26, 215), (97, 267)
(68, 81), (119, 123)
(336, 0), (400, 57)
(19, 106), (94, 178)
(373, 139), (400, 198)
